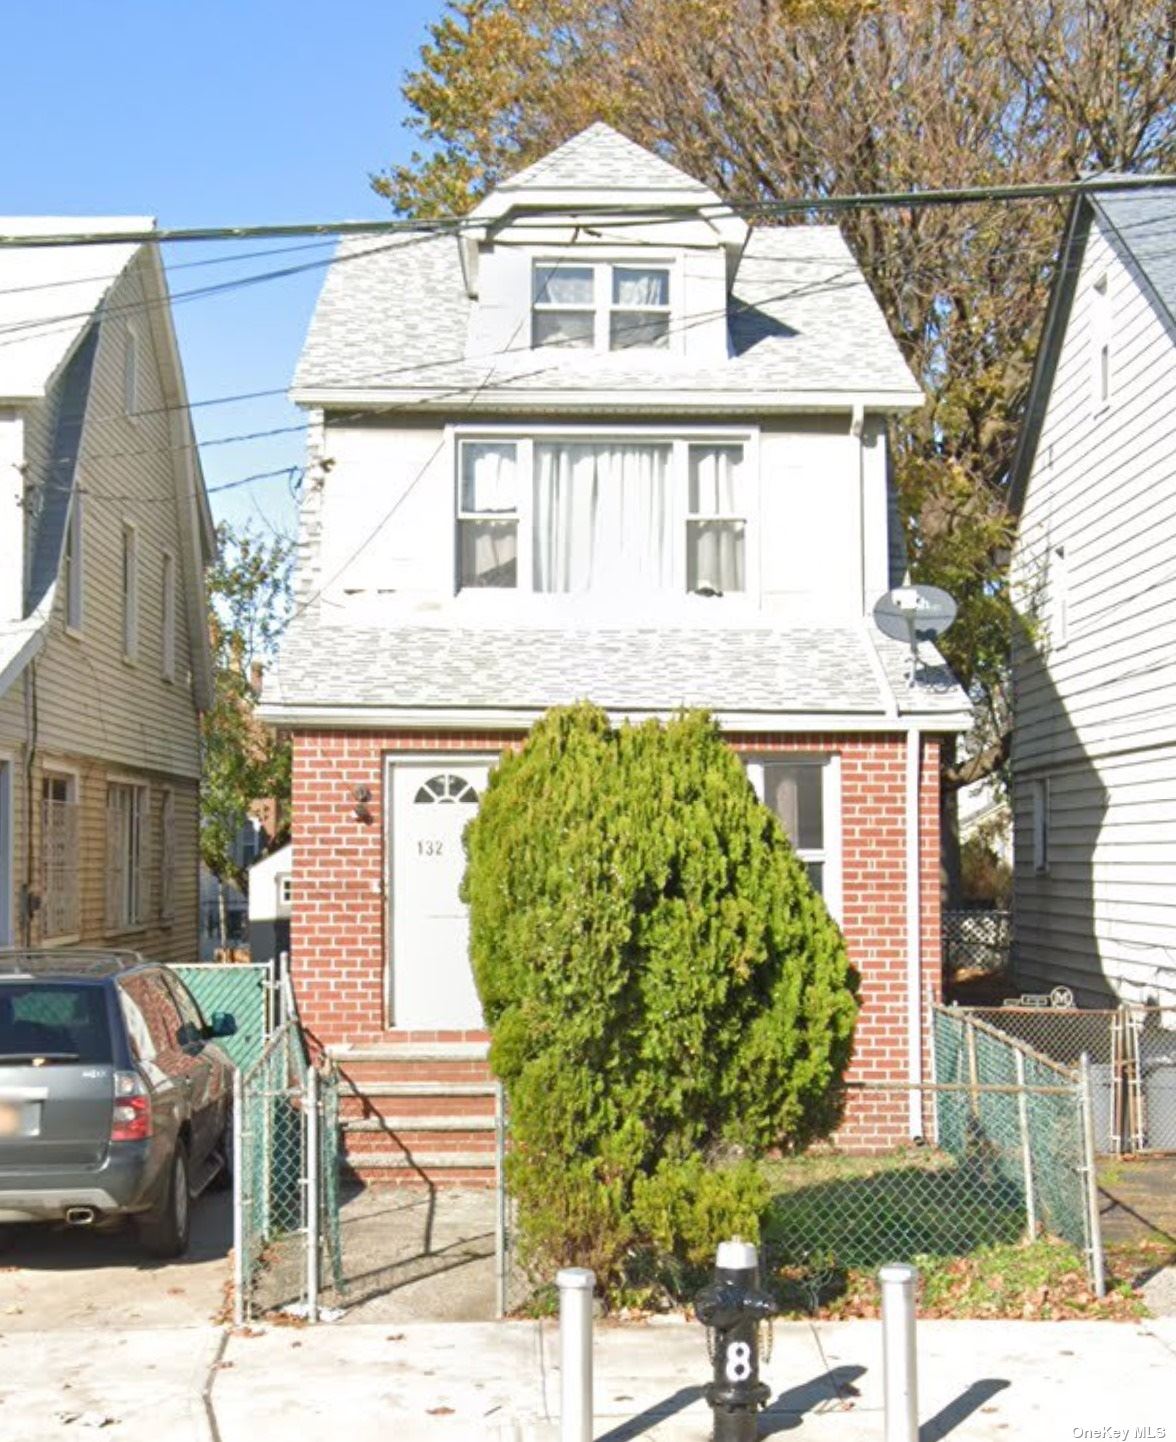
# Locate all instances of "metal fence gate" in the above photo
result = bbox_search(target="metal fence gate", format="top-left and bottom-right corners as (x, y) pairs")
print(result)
(232, 980), (343, 1323)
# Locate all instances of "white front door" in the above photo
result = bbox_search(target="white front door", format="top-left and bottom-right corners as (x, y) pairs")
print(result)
(389, 761), (489, 1029)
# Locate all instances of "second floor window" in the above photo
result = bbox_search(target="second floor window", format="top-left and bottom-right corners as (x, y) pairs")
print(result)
(457, 435), (747, 596)
(532, 262), (671, 352)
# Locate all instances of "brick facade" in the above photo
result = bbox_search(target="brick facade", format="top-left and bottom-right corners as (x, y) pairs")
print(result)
(291, 727), (942, 1151)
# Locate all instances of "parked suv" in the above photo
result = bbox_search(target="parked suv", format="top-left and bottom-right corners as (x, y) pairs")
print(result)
(0, 950), (235, 1258)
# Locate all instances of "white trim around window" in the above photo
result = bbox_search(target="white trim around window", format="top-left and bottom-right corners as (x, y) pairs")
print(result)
(161, 550), (177, 682)
(121, 521), (139, 663)
(450, 422), (760, 602)
(64, 489), (85, 635)
(744, 754), (843, 923)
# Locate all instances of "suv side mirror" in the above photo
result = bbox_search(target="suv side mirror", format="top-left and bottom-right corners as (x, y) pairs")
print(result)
(205, 1011), (237, 1040)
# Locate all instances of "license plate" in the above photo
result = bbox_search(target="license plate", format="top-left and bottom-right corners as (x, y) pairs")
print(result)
(0, 1102), (20, 1138)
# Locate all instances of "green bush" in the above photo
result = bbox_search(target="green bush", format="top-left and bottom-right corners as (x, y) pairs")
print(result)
(462, 704), (858, 1301)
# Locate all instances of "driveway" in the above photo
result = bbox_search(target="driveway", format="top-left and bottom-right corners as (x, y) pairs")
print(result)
(0, 1191), (232, 1330)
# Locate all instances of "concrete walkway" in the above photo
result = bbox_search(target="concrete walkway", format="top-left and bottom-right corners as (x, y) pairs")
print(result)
(0, 1317), (1171, 1441)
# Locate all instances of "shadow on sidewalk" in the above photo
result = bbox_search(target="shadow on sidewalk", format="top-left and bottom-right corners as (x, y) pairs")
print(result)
(919, 1378), (1009, 1441)
(762, 1364), (866, 1433)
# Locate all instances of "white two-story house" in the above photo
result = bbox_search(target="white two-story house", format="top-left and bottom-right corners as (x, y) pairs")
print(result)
(1010, 182), (1176, 1010)
(261, 125), (970, 1181)
(0, 219), (215, 963)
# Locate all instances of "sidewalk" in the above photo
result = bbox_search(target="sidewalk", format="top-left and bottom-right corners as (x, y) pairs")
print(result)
(1, 1316), (1172, 1441)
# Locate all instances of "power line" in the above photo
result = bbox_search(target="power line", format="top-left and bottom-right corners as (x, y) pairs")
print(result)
(3, 171), (1175, 250)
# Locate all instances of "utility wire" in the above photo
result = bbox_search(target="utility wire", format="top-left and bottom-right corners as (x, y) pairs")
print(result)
(2, 171), (1176, 248)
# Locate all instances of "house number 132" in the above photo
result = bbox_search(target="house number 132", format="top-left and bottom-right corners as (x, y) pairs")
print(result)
(418, 840), (443, 857)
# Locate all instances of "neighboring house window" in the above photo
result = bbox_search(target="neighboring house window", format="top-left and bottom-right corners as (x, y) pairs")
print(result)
(161, 551), (176, 681)
(122, 523), (139, 660)
(278, 874), (293, 907)
(159, 789), (176, 923)
(532, 261), (672, 352)
(456, 434), (748, 595)
(1032, 778), (1050, 874)
(124, 327), (139, 418)
(106, 781), (149, 930)
(1050, 542), (1069, 649)
(1091, 275), (1111, 409)
(745, 757), (842, 918)
(41, 772), (80, 939)
(64, 492), (84, 632)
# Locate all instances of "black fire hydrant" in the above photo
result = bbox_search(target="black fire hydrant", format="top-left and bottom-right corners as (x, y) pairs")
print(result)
(694, 1238), (778, 1442)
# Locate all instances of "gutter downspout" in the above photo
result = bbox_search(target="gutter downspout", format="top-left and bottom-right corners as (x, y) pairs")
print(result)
(905, 727), (923, 1138)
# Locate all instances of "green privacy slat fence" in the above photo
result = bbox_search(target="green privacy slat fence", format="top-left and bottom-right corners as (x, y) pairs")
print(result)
(171, 962), (271, 1071)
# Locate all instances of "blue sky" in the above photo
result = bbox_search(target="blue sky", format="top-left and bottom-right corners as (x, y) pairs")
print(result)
(0, 0), (444, 535)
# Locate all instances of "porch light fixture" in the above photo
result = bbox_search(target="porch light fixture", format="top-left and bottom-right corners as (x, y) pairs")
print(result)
(351, 784), (373, 824)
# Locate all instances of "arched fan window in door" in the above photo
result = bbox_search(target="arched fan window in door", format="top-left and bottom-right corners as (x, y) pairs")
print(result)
(413, 774), (479, 805)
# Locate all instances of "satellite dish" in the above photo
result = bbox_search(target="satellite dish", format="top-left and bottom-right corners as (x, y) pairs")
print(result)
(872, 581), (957, 686)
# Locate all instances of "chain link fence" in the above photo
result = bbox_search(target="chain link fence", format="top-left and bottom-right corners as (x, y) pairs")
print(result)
(170, 961), (273, 1072)
(233, 979), (344, 1323)
(759, 1006), (1104, 1306)
(961, 1004), (1176, 1154)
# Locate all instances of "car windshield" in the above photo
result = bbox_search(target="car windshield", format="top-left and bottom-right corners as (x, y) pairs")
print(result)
(0, 982), (112, 1064)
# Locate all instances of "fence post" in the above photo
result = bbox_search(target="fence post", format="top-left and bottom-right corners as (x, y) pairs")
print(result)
(557, 1268), (595, 1442)
(927, 992), (940, 1146)
(260, 1048), (273, 1239)
(232, 1068), (245, 1327)
(965, 1016), (980, 1117)
(1014, 1051), (1037, 1242)
(306, 1064), (320, 1324)
(1078, 1053), (1107, 1299)
(494, 1079), (506, 1320)
(879, 1263), (919, 1442)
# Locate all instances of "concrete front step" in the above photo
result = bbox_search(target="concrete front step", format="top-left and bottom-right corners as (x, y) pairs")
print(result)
(342, 1115), (496, 1133)
(328, 1042), (490, 1062)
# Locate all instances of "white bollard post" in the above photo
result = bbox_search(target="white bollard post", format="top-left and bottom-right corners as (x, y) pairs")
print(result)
(879, 1263), (919, 1442)
(557, 1267), (595, 1442)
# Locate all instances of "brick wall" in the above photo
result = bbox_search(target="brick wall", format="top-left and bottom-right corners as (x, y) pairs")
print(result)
(291, 728), (943, 1149)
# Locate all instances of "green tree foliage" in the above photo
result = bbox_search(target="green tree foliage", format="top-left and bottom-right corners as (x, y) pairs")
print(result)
(377, 0), (1176, 785)
(461, 704), (857, 1295)
(201, 522), (293, 893)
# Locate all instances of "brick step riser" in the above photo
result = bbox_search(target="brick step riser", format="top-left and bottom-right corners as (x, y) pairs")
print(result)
(340, 1133), (497, 1157)
(335, 1062), (495, 1086)
(342, 1116), (496, 1133)
(339, 1095), (496, 1119)
(346, 1168), (495, 1189)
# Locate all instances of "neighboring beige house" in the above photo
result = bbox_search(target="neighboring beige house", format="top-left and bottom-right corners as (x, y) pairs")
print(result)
(0, 219), (215, 960)
(1009, 183), (1176, 1009)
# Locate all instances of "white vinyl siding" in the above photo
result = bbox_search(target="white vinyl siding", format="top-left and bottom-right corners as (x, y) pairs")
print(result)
(1011, 212), (1176, 1008)
(1031, 778), (1049, 874)
(40, 770), (80, 940)
(1091, 274), (1111, 411)
(123, 326), (139, 418)
(106, 781), (149, 931)
(121, 522), (139, 661)
(161, 551), (176, 681)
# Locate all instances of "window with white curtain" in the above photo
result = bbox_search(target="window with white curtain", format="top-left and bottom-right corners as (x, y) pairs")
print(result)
(745, 757), (842, 917)
(457, 434), (749, 596)
(532, 261), (672, 352)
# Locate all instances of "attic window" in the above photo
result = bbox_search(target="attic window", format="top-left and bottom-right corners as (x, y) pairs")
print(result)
(531, 261), (672, 352)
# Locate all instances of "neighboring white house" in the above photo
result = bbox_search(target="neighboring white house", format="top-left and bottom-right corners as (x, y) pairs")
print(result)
(260, 125), (971, 1175)
(1009, 182), (1176, 1009)
(0, 219), (215, 960)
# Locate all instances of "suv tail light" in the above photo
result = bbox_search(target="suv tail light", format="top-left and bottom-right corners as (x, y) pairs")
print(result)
(111, 1070), (152, 1142)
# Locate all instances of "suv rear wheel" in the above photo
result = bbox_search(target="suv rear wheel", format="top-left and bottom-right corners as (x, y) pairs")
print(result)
(136, 1143), (190, 1259)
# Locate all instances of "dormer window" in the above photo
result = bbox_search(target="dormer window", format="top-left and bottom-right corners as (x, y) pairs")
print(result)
(531, 261), (672, 352)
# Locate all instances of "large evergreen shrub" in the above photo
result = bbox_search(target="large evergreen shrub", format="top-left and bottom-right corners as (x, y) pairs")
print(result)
(462, 704), (857, 1298)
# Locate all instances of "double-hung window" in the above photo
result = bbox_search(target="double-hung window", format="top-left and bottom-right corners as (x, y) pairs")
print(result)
(41, 772), (80, 939)
(532, 261), (672, 352)
(456, 434), (749, 595)
(745, 757), (842, 918)
(106, 781), (148, 931)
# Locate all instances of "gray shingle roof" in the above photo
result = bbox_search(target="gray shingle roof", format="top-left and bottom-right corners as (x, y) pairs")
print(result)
(293, 225), (920, 402)
(500, 123), (710, 193)
(264, 618), (967, 723)
(1095, 186), (1176, 330)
